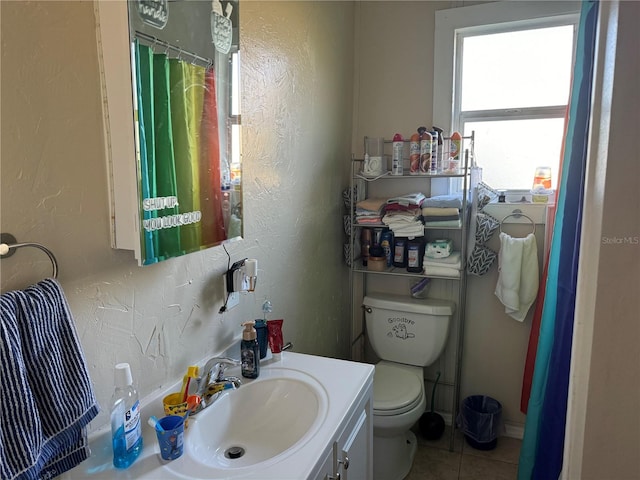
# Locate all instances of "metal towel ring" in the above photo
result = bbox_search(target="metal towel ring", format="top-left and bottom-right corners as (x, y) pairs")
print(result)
(499, 209), (536, 236)
(0, 233), (59, 279)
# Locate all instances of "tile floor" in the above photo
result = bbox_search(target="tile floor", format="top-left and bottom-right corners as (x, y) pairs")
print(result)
(406, 426), (522, 480)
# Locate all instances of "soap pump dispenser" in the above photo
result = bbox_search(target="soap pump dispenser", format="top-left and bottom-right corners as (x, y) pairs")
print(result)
(241, 321), (260, 379)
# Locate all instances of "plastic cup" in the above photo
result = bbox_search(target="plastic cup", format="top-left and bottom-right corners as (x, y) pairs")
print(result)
(163, 392), (187, 416)
(156, 415), (185, 461)
(163, 392), (189, 428)
(532, 166), (552, 190)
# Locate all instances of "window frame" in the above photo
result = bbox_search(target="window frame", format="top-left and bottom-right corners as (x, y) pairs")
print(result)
(433, 1), (580, 190)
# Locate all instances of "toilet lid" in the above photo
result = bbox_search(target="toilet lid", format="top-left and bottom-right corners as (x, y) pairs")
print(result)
(373, 363), (423, 416)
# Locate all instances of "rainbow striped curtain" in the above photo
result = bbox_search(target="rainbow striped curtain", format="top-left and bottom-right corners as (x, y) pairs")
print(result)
(134, 42), (226, 264)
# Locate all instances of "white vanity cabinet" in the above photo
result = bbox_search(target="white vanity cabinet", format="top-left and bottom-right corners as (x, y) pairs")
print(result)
(315, 381), (373, 480)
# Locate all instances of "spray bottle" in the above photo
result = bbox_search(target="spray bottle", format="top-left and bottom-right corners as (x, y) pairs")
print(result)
(418, 127), (432, 174)
(391, 133), (404, 175)
(409, 132), (421, 175)
(445, 131), (462, 173)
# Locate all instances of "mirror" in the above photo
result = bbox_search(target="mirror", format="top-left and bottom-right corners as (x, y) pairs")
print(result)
(126, 0), (242, 265)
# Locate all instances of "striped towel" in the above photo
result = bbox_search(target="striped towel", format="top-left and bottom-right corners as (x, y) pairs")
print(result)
(0, 279), (99, 480)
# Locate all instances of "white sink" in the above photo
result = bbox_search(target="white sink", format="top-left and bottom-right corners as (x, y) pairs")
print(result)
(61, 352), (373, 480)
(164, 367), (329, 477)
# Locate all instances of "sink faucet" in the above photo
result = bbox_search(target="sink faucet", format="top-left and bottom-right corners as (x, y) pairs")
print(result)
(193, 357), (242, 413)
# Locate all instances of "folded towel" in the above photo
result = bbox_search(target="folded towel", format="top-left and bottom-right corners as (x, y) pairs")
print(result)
(356, 217), (382, 224)
(387, 225), (425, 238)
(356, 197), (388, 212)
(0, 279), (99, 480)
(495, 232), (539, 321)
(424, 219), (462, 228)
(386, 192), (426, 206)
(383, 213), (421, 224)
(423, 265), (461, 278)
(421, 207), (460, 217)
(423, 214), (460, 222)
(423, 194), (463, 209)
(423, 251), (462, 268)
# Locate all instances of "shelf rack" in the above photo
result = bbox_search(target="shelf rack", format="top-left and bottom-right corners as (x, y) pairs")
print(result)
(348, 132), (474, 452)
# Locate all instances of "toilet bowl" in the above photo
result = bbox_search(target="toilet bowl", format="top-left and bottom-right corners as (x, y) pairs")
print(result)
(363, 294), (455, 480)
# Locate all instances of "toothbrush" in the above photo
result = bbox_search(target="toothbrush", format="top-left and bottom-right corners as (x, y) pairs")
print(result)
(148, 416), (165, 432)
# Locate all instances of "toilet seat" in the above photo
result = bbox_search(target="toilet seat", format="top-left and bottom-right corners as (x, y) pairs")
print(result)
(373, 363), (423, 416)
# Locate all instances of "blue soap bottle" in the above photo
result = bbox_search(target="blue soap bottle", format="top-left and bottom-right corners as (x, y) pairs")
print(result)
(241, 321), (260, 379)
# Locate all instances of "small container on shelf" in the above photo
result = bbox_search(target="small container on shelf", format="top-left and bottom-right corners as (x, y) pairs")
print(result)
(368, 256), (387, 272)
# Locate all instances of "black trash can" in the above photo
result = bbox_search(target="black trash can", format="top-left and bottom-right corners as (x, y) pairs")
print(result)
(459, 395), (502, 450)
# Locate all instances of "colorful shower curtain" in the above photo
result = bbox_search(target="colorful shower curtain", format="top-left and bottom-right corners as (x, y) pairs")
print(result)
(199, 69), (227, 244)
(134, 41), (226, 264)
(517, 2), (599, 479)
(169, 59), (204, 253)
(135, 42), (160, 263)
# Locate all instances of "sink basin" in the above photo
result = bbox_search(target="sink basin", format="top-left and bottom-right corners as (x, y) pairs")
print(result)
(165, 367), (328, 476)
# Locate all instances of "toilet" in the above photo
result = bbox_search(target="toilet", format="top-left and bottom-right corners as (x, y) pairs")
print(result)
(363, 293), (455, 480)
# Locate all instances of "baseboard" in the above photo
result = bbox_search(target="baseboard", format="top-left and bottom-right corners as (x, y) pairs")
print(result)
(436, 412), (524, 440)
(504, 422), (525, 439)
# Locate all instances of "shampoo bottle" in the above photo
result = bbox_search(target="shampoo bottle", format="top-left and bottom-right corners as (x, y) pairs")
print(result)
(241, 321), (260, 379)
(110, 363), (143, 469)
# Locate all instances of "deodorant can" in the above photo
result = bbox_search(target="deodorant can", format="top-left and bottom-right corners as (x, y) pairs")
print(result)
(409, 134), (420, 174)
(419, 128), (432, 174)
(429, 130), (439, 174)
(392, 133), (404, 175)
(380, 230), (394, 266)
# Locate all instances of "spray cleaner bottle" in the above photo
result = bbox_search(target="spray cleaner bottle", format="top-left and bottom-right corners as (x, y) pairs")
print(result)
(391, 133), (404, 175)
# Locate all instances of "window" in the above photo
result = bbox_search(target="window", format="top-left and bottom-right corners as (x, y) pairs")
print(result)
(433, 1), (580, 191)
(230, 51), (242, 182)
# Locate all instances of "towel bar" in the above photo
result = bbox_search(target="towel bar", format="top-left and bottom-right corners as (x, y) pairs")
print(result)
(499, 209), (536, 236)
(0, 233), (59, 279)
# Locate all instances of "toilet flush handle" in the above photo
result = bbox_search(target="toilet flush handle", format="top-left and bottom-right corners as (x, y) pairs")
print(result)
(363, 306), (372, 313)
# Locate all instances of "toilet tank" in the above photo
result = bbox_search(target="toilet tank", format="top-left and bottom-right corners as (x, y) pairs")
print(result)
(363, 293), (456, 367)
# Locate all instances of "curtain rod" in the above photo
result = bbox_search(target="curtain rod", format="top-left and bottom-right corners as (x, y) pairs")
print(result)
(134, 31), (213, 68)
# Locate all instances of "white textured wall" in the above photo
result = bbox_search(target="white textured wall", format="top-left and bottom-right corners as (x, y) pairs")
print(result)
(0, 0), (354, 432)
(578, 1), (640, 477)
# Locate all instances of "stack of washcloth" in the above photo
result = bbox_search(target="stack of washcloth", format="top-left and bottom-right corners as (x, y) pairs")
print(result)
(423, 251), (462, 278)
(422, 194), (463, 228)
(355, 197), (387, 224)
(382, 192), (426, 237)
